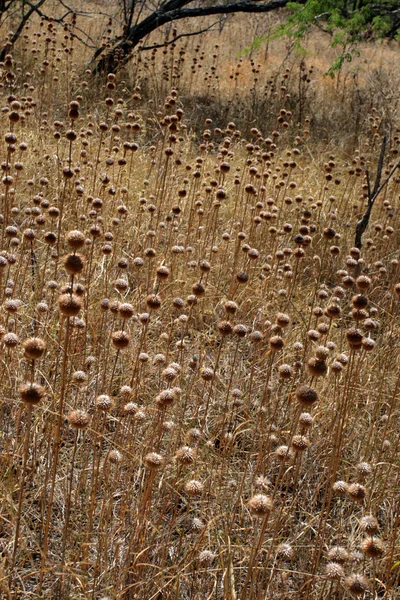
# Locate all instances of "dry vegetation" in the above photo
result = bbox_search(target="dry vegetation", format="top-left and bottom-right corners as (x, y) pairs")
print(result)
(0, 7), (399, 600)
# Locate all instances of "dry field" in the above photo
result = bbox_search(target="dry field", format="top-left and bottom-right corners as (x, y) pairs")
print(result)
(0, 7), (399, 600)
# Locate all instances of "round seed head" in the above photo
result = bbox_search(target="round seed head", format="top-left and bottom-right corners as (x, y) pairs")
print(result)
(3, 332), (19, 348)
(291, 435), (310, 452)
(66, 230), (85, 249)
(144, 452), (164, 468)
(68, 409), (90, 429)
(276, 544), (294, 561)
(112, 330), (131, 349)
(361, 536), (384, 558)
(108, 449), (122, 464)
(198, 550), (216, 566)
(19, 382), (45, 405)
(327, 546), (349, 564)
(248, 494), (273, 517)
(347, 483), (367, 503)
(175, 446), (196, 466)
(307, 357), (328, 377)
(64, 253), (85, 275)
(359, 515), (379, 535)
(118, 303), (134, 319)
(95, 394), (113, 411)
(184, 479), (204, 496)
(325, 562), (345, 580)
(333, 480), (348, 495)
(344, 574), (370, 597)
(296, 385), (318, 406)
(22, 337), (46, 360)
(58, 293), (82, 317)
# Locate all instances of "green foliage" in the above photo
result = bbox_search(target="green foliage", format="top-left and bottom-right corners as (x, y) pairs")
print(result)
(250, 0), (400, 76)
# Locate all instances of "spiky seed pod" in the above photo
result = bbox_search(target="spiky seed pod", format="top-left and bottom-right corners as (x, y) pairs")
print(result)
(162, 367), (177, 382)
(327, 546), (349, 564)
(269, 335), (284, 351)
(224, 300), (238, 314)
(3, 332), (19, 348)
(291, 435), (310, 452)
(275, 312), (290, 328)
(175, 446), (196, 466)
(325, 562), (345, 580)
(356, 275), (371, 290)
(331, 361), (343, 374)
(144, 452), (164, 469)
(234, 323), (247, 338)
(346, 328), (363, 349)
(299, 412), (313, 428)
(307, 357), (328, 377)
(198, 550), (216, 566)
(333, 480), (348, 495)
(347, 483), (367, 503)
(362, 338), (375, 352)
(278, 364), (292, 379)
(184, 480), (204, 496)
(156, 389), (176, 407)
(58, 293), (82, 317)
(118, 303), (134, 319)
(186, 428), (201, 443)
(217, 320), (233, 336)
(192, 282), (205, 297)
(359, 515), (379, 535)
(72, 371), (87, 386)
(296, 385), (318, 406)
(19, 382), (45, 405)
(64, 253), (85, 275)
(325, 304), (341, 319)
(357, 462), (372, 478)
(67, 409), (90, 429)
(315, 346), (329, 360)
(275, 445), (293, 462)
(191, 518), (205, 532)
(249, 330), (263, 343)
(360, 535), (385, 560)
(276, 544), (294, 561)
(22, 337), (46, 360)
(108, 449), (122, 464)
(111, 330), (131, 349)
(146, 294), (161, 310)
(248, 494), (273, 517)
(95, 395), (113, 411)
(344, 574), (370, 597)
(124, 402), (138, 415)
(156, 265), (170, 280)
(352, 294), (368, 309)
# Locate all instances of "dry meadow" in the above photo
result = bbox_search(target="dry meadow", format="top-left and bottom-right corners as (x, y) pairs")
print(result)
(0, 6), (399, 599)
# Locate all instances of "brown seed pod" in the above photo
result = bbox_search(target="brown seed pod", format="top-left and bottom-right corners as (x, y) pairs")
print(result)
(347, 483), (367, 503)
(112, 330), (131, 349)
(144, 452), (164, 469)
(248, 494), (273, 517)
(64, 253), (85, 275)
(58, 293), (82, 317)
(146, 294), (161, 310)
(361, 537), (384, 559)
(66, 229), (85, 249)
(344, 574), (370, 597)
(217, 320), (233, 336)
(296, 385), (318, 406)
(346, 328), (363, 350)
(67, 409), (90, 429)
(307, 357), (328, 377)
(23, 337), (46, 360)
(19, 382), (45, 405)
